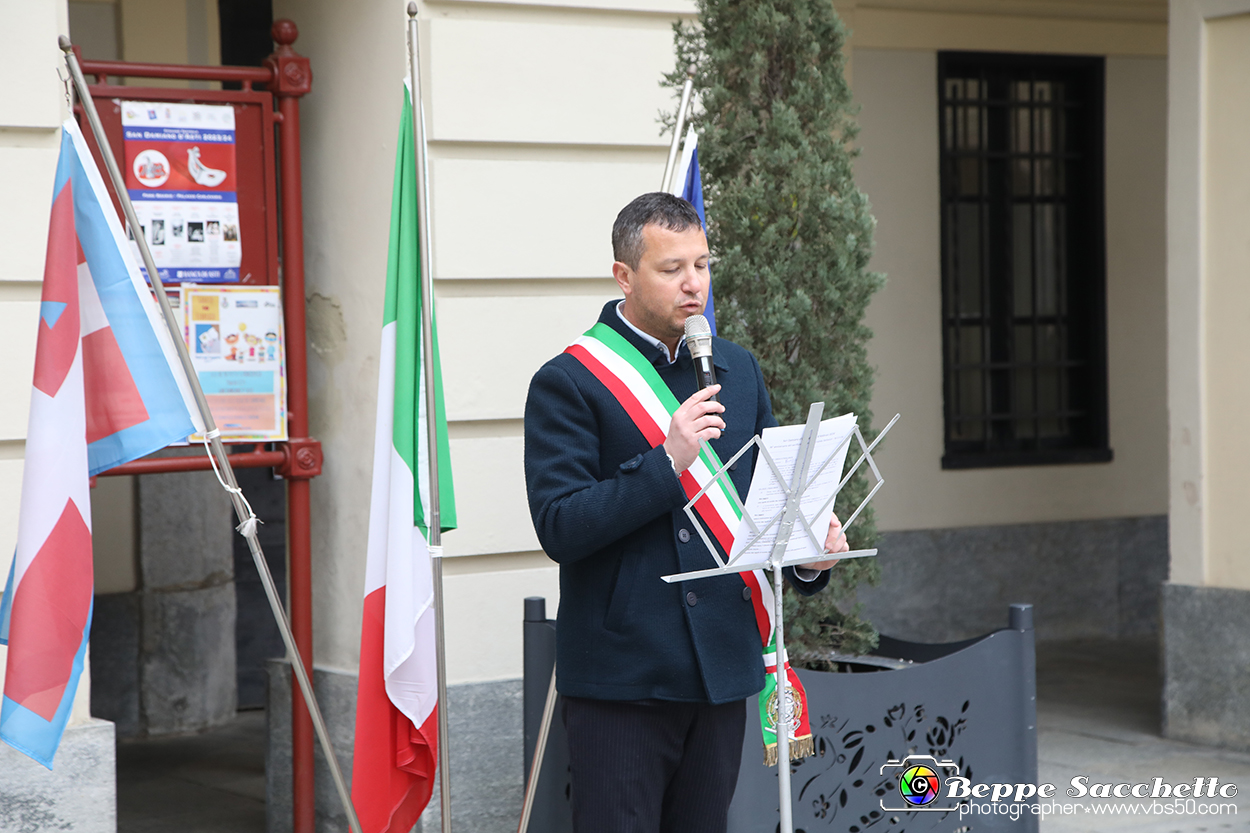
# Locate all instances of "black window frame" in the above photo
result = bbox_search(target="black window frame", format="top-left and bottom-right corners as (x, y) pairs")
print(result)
(937, 51), (1112, 469)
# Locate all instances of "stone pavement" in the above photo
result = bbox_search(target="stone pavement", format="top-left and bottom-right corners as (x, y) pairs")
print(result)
(113, 639), (1250, 832)
(1037, 639), (1250, 833)
(115, 709), (265, 832)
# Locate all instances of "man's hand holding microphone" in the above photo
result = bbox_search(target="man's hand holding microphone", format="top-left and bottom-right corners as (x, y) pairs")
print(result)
(663, 314), (846, 573)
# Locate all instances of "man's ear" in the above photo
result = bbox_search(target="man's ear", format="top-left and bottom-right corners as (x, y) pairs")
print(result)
(611, 261), (633, 297)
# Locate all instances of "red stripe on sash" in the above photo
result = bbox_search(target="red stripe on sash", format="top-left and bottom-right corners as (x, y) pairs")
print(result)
(565, 344), (666, 447)
(676, 472), (733, 553)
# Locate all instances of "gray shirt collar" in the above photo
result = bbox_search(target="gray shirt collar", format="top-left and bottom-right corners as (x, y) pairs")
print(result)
(615, 300), (678, 365)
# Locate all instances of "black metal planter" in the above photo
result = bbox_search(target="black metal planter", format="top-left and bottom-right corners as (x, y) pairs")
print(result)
(521, 600), (1038, 833)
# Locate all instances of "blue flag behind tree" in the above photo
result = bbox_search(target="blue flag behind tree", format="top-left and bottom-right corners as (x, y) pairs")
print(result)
(670, 127), (715, 336)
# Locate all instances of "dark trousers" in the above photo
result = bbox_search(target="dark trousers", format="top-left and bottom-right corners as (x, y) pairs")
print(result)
(561, 696), (746, 833)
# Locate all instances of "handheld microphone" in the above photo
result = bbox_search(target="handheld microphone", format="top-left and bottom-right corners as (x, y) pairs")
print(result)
(683, 314), (718, 402)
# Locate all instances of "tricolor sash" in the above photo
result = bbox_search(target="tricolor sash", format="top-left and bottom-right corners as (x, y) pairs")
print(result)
(564, 322), (814, 764)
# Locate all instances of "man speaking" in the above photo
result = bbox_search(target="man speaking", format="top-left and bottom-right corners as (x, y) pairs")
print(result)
(523, 192), (848, 833)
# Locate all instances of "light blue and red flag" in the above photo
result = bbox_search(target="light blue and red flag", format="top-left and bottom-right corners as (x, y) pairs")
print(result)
(670, 126), (715, 335)
(0, 118), (201, 768)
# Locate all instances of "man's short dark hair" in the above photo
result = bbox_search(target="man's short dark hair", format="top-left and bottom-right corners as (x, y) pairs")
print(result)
(612, 192), (703, 270)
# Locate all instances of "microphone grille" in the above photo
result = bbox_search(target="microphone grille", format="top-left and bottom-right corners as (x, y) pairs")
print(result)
(684, 314), (711, 339)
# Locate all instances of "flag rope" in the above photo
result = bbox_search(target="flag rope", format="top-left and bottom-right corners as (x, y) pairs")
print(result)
(200, 433), (262, 538)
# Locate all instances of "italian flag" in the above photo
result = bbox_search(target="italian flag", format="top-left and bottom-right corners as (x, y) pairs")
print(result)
(351, 82), (456, 833)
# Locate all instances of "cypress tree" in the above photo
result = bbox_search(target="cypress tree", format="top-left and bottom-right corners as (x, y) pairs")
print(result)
(666, 0), (885, 663)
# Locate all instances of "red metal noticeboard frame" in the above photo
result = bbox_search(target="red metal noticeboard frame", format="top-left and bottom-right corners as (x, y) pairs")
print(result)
(81, 20), (322, 833)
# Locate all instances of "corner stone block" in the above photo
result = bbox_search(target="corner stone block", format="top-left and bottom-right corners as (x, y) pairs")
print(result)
(266, 660), (358, 833)
(89, 591), (141, 738)
(138, 452), (233, 592)
(141, 582), (238, 735)
(1163, 582), (1250, 751)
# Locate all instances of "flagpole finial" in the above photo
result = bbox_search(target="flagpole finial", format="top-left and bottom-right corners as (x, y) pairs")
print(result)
(686, 63), (696, 78)
(58, 35), (72, 52)
(408, 2), (418, 16)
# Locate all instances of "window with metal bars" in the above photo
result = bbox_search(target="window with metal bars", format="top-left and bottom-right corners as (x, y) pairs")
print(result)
(938, 52), (1111, 469)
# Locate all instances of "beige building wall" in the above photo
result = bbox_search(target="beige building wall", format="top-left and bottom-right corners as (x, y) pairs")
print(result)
(857, 47), (1169, 532)
(0, 0), (95, 725)
(1201, 13), (1250, 591)
(1168, 0), (1250, 592)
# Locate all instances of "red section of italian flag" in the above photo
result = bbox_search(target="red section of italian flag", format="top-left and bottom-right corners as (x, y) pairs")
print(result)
(353, 587), (437, 833)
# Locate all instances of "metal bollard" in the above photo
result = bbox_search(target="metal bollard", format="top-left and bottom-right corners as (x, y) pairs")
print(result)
(523, 597), (556, 781)
(519, 597), (573, 833)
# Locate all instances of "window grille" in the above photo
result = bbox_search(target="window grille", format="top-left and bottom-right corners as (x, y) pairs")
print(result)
(938, 52), (1111, 468)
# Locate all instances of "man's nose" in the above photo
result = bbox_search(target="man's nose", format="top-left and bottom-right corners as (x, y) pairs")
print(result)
(680, 265), (705, 294)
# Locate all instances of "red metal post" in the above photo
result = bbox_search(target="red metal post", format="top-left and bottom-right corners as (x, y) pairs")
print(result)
(266, 19), (316, 833)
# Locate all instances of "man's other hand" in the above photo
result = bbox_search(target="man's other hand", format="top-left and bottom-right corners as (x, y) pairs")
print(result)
(663, 385), (725, 473)
(807, 513), (849, 571)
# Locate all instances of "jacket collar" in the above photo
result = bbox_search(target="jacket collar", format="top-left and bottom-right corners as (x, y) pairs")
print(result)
(596, 300), (729, 372)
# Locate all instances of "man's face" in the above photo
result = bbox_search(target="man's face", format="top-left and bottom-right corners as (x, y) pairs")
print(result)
(613, 223), (710, 343)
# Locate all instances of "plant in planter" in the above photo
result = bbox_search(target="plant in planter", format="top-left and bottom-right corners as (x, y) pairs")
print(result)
(665, 0), (884, 662)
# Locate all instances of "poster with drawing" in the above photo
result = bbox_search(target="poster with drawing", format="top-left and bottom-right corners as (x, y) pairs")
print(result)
(181, 284), (287, 441)
(123, 101), (242, 283)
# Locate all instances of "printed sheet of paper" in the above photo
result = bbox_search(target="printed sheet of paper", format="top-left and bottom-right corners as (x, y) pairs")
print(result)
(728, 413), (858, 565)
(123, 101), (242, 283)
(181, 284), (287, 441)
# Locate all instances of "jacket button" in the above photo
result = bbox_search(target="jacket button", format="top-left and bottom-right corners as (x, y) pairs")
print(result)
(686, 591), (698, 607)
(742, 586), (752, 601)
(678, 528), (691, 543)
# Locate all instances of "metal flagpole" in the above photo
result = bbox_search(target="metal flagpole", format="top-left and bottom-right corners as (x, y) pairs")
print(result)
(406, 5), (454, 831)
(661, 64), (696, 192)
(516, 667), (557, 833)
(59, 38), (364, 833)
(766, 402), (823, 833)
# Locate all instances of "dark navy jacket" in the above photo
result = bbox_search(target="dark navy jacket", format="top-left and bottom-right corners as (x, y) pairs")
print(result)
(523, 301), (829, 704)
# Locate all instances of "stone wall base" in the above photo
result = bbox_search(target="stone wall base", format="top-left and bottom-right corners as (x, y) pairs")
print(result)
(91, 584), (237, 738)
(0, 718), (117, 833)
(859, 515), (1168, 642)
(266, 661), (522, 833)
(1163, 583), (1250, 752)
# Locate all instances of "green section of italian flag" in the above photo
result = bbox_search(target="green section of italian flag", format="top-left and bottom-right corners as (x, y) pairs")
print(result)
(384, 82), (456, 535)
